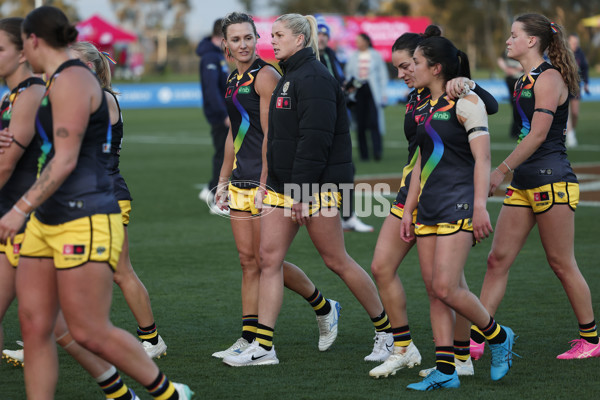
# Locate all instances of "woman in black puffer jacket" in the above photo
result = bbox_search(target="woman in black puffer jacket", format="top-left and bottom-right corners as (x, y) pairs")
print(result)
(223, 13), (392, 367)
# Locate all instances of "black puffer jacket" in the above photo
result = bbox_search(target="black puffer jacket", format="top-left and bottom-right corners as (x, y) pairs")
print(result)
(267, 48), (353, 197)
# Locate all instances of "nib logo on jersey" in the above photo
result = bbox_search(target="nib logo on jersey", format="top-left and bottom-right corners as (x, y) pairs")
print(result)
(63, 244), (86, 255)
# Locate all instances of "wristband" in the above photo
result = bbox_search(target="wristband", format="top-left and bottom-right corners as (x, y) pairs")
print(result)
(13, 204), (29, 217)
(495, 167), (506, 175)
(502, 161), (513, 173)
(21, 195), (33, 208)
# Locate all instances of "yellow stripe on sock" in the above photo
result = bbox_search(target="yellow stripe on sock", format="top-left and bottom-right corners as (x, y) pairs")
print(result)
(455, 353), (470, 362)
(580, 331), (598, 338)
(256, 328), (274, 348)
(395, 339), (412, 347)
(242, 325), (258, 333)
(312, 297), (326, 311)
(257, 337), (272, 348)
(437, 360), (456, 366)
(106, 385), (128, 399)
(471, 325), (483, 335)
(153, 382), (176, 400)
(483, 324), (501, 341)
(138, 332), (158, 340)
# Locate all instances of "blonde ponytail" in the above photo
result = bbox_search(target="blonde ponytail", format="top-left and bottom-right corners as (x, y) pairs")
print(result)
(275, 13), (319, 60)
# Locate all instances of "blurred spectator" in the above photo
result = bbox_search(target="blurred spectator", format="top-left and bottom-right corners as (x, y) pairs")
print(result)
(196, 18), (230, 212)
(566, 33), (590, 147)
(345, 33), (388, 161)
(317, 18), (373, 233)
(497, 54), (523, 139)
(317, 20), (345, 86)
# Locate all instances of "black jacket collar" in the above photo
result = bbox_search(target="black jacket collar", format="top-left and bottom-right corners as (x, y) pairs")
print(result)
(279, 47), (316, 74)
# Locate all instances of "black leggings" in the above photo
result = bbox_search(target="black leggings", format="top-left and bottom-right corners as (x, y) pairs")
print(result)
(355, 83), (382, 160)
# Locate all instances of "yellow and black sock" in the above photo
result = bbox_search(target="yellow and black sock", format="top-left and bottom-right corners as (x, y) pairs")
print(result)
(580, 320), (599, 344)
(435, 346), (455, 375)
(146, 371), (178, 400)
(256, 324), (274, 351)
(305, 288), (331, 316)
(481, 317), (506, 345)
(97, 367), (133, 400)
(137, 323), (159, 345)
(371, 311), (392, 332)
(392, 325), (412, 347)
(241, 314), (258, 343)
(470, 324), (485, 344)
(453, 340), (470, 362)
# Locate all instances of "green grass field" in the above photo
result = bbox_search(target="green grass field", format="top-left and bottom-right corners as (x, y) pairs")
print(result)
(2, 102), (599, 399)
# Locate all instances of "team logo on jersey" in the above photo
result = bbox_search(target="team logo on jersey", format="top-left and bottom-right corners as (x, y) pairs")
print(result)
(96, 246), (106, 255)
(225, 86), (234, 98)
(534, 191), (549, 202)
(557, 191), (566, 199)
(405, 103), (414, 114)
(455, 203), (470, 211)
(414, 113), (426, 125)
(505, 188), (514, 198)
(432, 111), (451, 121)
(282, 81), (290, 94)
(63, 244), (85, 255)
(276, 97), (291, 109)
(238, 86), (251, 94)
(520, 89), (532, 98)
(538, 168), (553, 175)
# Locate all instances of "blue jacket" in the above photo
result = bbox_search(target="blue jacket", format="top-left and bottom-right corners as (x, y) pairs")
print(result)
(196, 37), (229, 124)
(574, 47), (589, 85)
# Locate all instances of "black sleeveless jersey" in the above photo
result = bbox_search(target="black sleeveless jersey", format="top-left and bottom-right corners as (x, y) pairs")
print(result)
(34, 59), (119, 224)
(105, 90), (131, 201)
(225, 58), (277, 188)
(415, 95), (475, 225)
(0, 77), (44, 221)
(512, 62), (577, 189)
(394, 88), (431, 206)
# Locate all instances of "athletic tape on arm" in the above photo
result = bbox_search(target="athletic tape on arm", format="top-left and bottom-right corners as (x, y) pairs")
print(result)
(457, 96), (489, 142)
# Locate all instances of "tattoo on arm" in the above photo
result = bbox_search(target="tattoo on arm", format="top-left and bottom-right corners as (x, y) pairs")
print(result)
(56, 128), (69, 138)
(30, 160), (57, 204)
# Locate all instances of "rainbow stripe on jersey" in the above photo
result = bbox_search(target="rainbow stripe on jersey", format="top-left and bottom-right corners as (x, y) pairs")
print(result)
(232, 69), (257, 154)
(420, 100), (455, 191)
(514, 73), (535, 143)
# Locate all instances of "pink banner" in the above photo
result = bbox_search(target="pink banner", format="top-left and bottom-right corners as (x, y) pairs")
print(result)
(254, 15), (431, 62)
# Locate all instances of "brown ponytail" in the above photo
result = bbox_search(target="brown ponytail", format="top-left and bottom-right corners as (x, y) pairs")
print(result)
(515, 14), (579, 96)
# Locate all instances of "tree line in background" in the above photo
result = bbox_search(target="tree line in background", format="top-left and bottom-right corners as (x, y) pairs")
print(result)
(2, 0), (600, 76)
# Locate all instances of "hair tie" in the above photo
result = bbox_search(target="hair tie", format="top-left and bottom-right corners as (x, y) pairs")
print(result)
(549, 22), (558, 34)
(101, 51), (117, 65)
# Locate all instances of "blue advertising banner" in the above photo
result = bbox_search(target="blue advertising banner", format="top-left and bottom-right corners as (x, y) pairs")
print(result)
(3, 79), (600, 109)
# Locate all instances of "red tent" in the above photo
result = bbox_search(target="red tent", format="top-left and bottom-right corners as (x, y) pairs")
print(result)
(76, 15), (137, 46)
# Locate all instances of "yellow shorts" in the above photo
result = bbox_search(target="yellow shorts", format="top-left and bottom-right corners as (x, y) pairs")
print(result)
(228, 184), (261, 216)
(0, 233), (25, 268)
(119, 200), (132, 226)
(415, 218), (473, 237)
(19, 213), (124, 271)
(390, 203), (417, 224)
(263, 190), (341, 216)
(503, 182), (579, 214)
